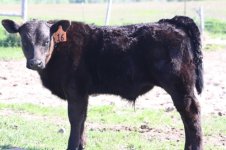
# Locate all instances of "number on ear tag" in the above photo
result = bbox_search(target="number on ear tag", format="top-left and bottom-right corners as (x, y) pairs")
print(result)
(53, 25), (67, 43)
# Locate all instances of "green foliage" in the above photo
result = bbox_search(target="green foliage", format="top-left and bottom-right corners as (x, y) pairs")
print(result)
(205, 18), (226, 35)
(0, 19), (21, 48)
(0, 33), (21, 47)
(0, 23), (21, 48)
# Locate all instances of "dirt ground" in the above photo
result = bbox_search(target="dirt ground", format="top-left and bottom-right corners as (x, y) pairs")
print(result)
(0, 50), (226, 116)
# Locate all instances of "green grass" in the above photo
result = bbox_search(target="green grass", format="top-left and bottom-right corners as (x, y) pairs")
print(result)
(0, 47), (23, 60)
(204, 44), (226, 51)
(0, 103), (225, 150)
(87, 130), (184, 150)
(88, 105), (180, 128)
(0, 116), (69, 150)
(0, 103), (67, 118)
(205, 18), (226, 36)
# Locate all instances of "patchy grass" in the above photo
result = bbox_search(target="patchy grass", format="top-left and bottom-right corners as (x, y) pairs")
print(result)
(204, 44), (226, 52)
(0, 47), (23, 60)
(0, 103), (225, 150)
(0, 115), (69, 150)
(87, 130), (184, 150)
(88, 105), (181, 128)
(0, 103), (67, 118)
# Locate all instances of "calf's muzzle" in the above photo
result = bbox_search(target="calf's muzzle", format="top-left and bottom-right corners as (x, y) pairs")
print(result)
(27, 59), (44, 70)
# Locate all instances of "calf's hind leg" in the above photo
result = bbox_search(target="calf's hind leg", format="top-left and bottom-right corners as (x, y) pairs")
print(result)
(156, 58), (203, 149)
(171, 92), (203, 150)
(161, 75), (203, 150)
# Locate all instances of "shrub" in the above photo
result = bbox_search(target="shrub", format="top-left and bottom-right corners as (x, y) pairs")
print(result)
(0, 33), (21, 47)
(205, 18), (226, 34)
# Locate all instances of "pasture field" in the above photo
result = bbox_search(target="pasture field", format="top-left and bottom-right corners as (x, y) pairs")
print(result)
(0, 1), (226, 150)
(0, 1), (226, 24)
(0, 0), (225, 57)
(0, 0), (225, 29)
(0, 103), (225, 150)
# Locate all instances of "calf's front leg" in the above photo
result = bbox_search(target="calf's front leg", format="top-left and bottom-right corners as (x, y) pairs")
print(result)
(67, 97), (88, 150)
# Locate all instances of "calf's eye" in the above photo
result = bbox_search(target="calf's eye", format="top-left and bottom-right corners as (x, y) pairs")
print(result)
(43, 41), (49, 46)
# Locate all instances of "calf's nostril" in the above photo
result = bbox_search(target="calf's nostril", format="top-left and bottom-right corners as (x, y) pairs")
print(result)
(29, 61), (35, 67)
(37, 61), (42, 67)
(28, 60), (42, 68)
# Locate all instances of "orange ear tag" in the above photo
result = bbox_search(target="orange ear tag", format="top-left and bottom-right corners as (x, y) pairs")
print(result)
(53, 25), (67, 44)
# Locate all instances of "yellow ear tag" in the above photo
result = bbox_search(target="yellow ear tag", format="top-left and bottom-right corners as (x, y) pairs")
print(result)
(53, 25), (67, 43)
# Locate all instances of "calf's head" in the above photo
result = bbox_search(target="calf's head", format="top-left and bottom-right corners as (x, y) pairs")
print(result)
(1, 19), (70, 70)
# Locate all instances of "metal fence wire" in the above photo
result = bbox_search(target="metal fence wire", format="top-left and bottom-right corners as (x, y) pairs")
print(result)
(0, 0), (226, 47)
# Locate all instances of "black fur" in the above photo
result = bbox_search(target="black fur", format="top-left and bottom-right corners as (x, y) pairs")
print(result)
(159, 16), (203, 94)
(43, 17), (203, 100)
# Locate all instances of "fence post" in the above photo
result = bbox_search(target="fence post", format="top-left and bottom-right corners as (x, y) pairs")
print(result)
(105, 0), (112, 25)
(21, 0), (28, 22)
(184, 0), (187, 15)
(199, 6), (204, 36)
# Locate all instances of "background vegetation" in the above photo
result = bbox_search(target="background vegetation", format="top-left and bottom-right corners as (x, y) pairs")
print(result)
(0, 0), (208, 4)
(0, 0), (225, 49)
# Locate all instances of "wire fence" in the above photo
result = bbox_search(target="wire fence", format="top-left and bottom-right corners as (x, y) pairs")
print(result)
(0, 0), (226, 47)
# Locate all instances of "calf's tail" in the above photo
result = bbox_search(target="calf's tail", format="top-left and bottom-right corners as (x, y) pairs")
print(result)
(159, 16), (203, 94)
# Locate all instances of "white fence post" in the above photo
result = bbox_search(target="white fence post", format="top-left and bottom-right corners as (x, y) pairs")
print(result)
(184, 0), (187, 15)
(105, 0), (112, 25)
(0, 0), (27, 22)
(199, 6), (204, 36)
(21, 0), (28, 22)
(195, 6), (204, 42)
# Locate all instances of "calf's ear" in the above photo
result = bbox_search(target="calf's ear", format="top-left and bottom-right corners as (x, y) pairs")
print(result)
(1, 19), (20, 33)
(50, 20), (70, 34)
